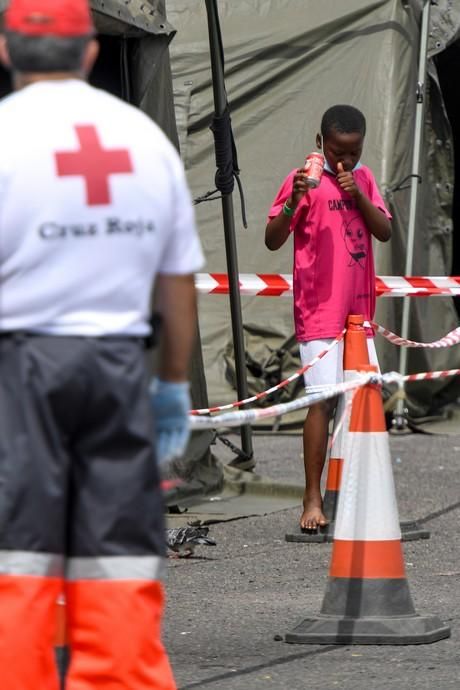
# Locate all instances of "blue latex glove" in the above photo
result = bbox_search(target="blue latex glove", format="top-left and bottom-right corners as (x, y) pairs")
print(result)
(150, 378), (191, 468)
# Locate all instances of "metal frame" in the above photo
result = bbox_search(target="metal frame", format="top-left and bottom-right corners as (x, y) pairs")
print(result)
(204, 0), (253, 462)
(393, 0), (433, 430)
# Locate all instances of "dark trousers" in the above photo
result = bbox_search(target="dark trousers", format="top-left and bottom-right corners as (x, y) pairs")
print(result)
(0, 334), (175, 690)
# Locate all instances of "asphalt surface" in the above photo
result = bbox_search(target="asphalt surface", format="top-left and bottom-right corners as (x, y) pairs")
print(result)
(164, 430), (460, 690)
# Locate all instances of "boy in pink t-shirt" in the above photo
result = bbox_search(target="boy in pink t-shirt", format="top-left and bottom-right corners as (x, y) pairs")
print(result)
(265, 105), (391, 531)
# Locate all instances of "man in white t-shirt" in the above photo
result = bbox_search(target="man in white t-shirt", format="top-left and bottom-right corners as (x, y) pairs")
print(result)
(0, 1), (204, 688)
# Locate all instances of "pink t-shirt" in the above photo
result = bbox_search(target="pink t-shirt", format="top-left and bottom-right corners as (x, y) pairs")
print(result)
(267, 165), (391, 342)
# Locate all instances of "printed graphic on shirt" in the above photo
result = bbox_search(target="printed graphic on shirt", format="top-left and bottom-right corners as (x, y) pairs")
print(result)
(342, 215), (367, 269)
(328, 198), (357, 212)
(55, 124), (134, 206)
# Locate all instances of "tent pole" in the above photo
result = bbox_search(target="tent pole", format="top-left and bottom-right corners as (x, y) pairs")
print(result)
(204, 0), (253, 464)
(393, 0), (432, 431)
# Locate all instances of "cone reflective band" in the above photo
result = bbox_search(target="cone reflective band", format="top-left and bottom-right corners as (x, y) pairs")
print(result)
(286, 365), (450, 644)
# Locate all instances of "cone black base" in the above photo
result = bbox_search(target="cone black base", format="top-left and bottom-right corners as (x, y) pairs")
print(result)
(285, 519), (430, 544)
(285, 614), (451, 645)
(285, 524), (334, 544)
(400, 520), (430, 541)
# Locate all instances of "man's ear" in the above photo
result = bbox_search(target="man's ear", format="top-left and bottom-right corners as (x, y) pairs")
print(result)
(0, 36), (11, 69)
(316, 132), (323, 150)
(82, 38), (99, 76)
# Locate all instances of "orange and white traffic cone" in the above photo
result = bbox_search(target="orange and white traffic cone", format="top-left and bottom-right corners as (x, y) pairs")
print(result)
(286, 365), (450, 644)
(287, 314), (429, 544)
(287, 314), (371, 544)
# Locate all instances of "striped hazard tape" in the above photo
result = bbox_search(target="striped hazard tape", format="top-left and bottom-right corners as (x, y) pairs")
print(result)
(375, 276), (460, 297)
(192, 322), (460, 416)
(189, 376), (369, 429)
(189, 369), (460, 430)
(195, 273), (292, 297)
(373, 323), (460, 348)
(190, 328), (345, 415)
(392, 369), (460, 383)
(195, 274), (460, 298)
(193, 322), (460, 416)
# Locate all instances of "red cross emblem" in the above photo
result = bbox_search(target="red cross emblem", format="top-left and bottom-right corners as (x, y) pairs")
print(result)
(55, 125), (134, 206)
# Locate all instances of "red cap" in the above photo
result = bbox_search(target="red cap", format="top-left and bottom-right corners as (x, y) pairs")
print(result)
(4, 0), (94, 37)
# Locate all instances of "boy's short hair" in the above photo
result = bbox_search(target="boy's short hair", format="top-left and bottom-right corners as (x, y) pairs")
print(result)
(321, 105), (366, 138)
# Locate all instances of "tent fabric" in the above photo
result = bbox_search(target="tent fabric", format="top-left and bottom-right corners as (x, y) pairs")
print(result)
(0, 2), (179, 140)
(90, 0), (174, 36)
(167, 0), (460, 415)
(89, 1), (182, 169)
(0, 0), (173, 35)
(426, 0), (460, 53)
(0, 0), (219, 490)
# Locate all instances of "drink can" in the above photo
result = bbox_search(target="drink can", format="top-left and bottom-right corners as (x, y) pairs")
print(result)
(304, 152), (324, 188)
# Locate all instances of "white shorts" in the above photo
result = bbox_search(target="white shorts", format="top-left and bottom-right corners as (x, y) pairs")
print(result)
(299, 337), (379, 389)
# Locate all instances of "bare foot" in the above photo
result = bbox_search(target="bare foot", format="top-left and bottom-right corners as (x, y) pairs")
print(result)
(300, 492), (329, 531)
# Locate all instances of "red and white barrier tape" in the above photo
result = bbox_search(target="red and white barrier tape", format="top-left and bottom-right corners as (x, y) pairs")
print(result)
(189, 376), (369, 430)
(383, 369), (460, 384)
(189, 369), (460, 430)
(196, 274), (460, 298)
(195, 273), (293, 297)
(375, 276), (460, 297)
(190, 329), (345, 415)
(192, 322), (460, 416)
(373, 323), (460, 348)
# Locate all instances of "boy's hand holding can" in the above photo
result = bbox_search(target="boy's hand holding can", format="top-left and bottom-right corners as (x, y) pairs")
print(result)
(290, 152), (325, 206)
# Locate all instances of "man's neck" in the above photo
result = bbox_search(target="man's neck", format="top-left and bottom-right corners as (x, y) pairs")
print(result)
(14, 71), (84, 90)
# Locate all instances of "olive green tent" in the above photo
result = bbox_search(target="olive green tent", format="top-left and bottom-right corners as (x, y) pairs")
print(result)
(167, 0), (460, 424)
(0, 1), (178, 142)
(0, 0), (221, 495)
(1, 1), (459, 487)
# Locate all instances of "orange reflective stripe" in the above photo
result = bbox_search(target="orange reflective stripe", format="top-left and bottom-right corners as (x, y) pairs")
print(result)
(0, 575), (62, 690)
(325, 457), (343, 491)
(66, 579), (176, 690)
(330, 539), (406, 579)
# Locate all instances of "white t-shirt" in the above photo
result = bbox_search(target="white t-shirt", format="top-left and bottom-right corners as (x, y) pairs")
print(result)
(0, 79), (204, 336)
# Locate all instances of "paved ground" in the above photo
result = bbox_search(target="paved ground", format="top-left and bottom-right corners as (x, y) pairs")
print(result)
(164, 430), (460, 690)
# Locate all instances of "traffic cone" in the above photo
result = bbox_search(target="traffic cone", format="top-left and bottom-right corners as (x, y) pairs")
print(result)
(286, 314), (429, 544)
(286, 365), (450, 644)
(286, 314), (371, 544)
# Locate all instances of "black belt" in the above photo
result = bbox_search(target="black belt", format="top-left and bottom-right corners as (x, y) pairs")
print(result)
(0, 331), (150, 347)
